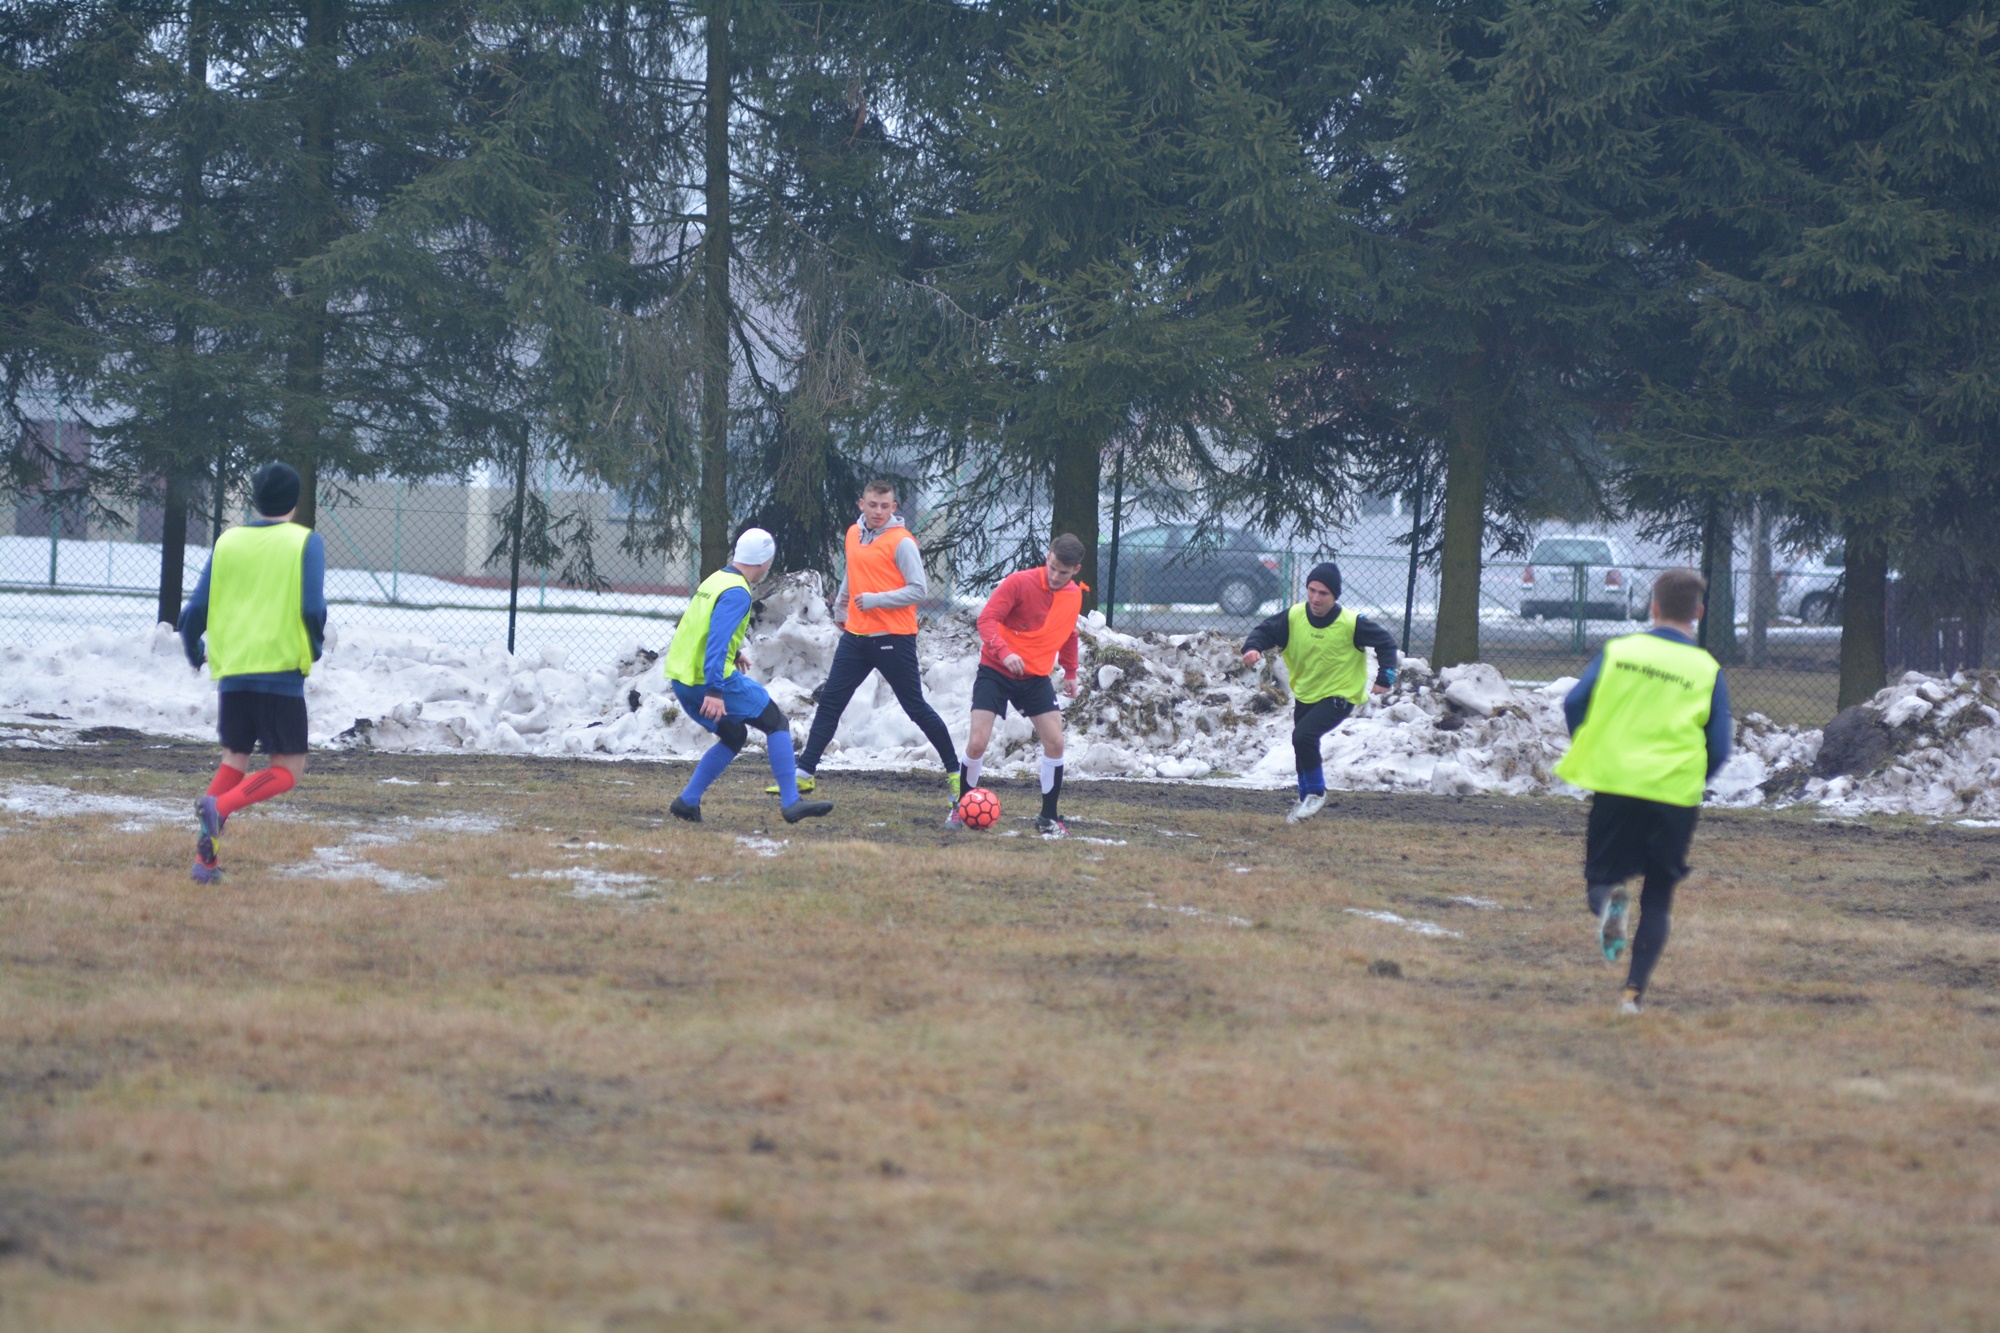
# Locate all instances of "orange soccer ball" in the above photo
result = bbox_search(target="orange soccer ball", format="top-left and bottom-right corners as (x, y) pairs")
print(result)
(957, 786), (1002, 830)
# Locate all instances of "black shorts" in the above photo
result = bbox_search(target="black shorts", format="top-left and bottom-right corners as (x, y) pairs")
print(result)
(217, 690), (310, 756)
(971, 663), (1061, 719)
(1584, 792), (1699, 888)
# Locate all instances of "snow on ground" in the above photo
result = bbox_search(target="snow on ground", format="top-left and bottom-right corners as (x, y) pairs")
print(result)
(1, 567), (1997, 820)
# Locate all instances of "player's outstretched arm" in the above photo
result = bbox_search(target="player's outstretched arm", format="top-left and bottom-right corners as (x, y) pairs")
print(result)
(1241, 606), (1289, 667)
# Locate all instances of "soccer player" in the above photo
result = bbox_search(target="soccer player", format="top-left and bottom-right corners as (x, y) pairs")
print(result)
(178, 461), (325, 884)
(1554, 568), (1732, 1015)
(664, 527), (833, 825)
(956, 533), (1088, 838)
(780, 479), (959, 802)
(1239, 560), (1398, 822)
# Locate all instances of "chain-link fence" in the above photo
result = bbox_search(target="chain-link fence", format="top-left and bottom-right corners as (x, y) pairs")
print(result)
(5, 462), (1993, 731)
(1095, 509), (1997, 729)
(0, 473), (702, 672)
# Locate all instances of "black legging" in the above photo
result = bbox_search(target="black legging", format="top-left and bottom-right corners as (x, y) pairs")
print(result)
(1628, 876), (1675, 995)
(1292, 696), (1354, 773)
(1585, 793), (1699, 997)
(800, 632), (959, 773)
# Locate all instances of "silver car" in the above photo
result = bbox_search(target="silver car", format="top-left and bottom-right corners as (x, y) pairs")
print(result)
(1519, 534), (1639, 620)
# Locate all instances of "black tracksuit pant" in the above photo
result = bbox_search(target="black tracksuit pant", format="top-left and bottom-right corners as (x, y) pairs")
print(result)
(799, 632), (959, 774)
(1584, 792), (1700, 996)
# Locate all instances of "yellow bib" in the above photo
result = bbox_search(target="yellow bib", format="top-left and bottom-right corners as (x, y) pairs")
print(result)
(665, 568), (752, 687)
(205, 522), (313, 678)
(1555, 633), (1720, 806)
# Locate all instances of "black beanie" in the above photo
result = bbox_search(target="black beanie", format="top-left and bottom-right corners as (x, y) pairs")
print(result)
(251, 461), (302, 518)
(1306, 560), (1342, 600)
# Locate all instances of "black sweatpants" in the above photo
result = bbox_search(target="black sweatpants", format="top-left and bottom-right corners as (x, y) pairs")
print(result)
(1292, 696), (1354, 774)
(1584, 792), (1700, 996)
(799, 631), (959, 774)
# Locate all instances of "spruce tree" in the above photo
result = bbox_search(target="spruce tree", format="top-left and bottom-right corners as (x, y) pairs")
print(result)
(1624, 0), (2000, 710)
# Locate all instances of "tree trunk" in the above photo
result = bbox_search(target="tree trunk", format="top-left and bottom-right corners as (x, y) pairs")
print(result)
(506, 427), (529, 654)
(1748, 499), (1773, 668)
(699, 1), (731, 575)
(281, 0), (338, 529)
(156, 0), (207, 622)
(1432, 359), (1492, 668)
(1837, 523), (1888, 711)
(156, 473), (191, 626)
(1703, 505), (1738, 664)
(1049, 438), (1100, 611)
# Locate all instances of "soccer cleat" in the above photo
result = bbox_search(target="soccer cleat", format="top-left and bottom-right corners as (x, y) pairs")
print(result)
(1598, 884), (1631, 963)
(669, 796), (702, 823)
(944, 803), (965, 829)
(947, 771), (962, 800)
(1618, 990), (1643, 1016)
(781, 799), (833, 824)
(190, 858), (223, 885)
(1286, 793), (1327, 824)
(1036, 815), (1068, 840)
(766, 773), (815, 795)
(197, 794), (226, 843)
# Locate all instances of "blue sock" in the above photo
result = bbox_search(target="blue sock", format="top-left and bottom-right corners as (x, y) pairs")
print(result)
(1301, 766), (1326, 797)
(767, 729), (801, 805)
(682, 741), (736, 805)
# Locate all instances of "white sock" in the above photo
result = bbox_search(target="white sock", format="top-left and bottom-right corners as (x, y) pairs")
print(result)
(1040, 755), (1064, 794)
(964, 756), (983, 788)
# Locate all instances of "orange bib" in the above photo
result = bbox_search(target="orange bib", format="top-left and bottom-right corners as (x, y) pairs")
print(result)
(843, 524), (920, 636)
(998, 580), (1086, 675)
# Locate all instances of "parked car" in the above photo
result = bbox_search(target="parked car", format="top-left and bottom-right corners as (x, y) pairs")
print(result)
(1104, 525), (1282, 615)
(1777, 547), (1842, 624)
(1519, 534), (1639, 620)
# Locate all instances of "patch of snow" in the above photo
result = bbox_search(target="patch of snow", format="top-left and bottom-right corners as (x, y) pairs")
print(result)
(735, 835), (787, 857)
(1144, 902), (1253, 928)
(1346, 908), (1462, 939)
(283, 844), (437, 894)
(1451, 895), (1503, 910)
(515, 867), (658, 898)
(6, 577), (2000, 821)
(0, 780), (186, 831)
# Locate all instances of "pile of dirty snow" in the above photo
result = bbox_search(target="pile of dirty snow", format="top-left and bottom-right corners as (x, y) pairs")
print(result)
(1749, 671), (2000, 819)
(1, 571), (1997, 820)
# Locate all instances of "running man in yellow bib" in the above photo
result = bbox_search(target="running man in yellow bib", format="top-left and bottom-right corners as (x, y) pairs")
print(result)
(1240, 561), (1399, 822)
(177, 462), (326, 884)
(1555, 568), (1733, 1015)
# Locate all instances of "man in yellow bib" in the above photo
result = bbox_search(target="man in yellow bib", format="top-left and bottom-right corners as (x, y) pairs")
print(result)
(177, 462), (325, 884)
(1555, 568), (1733, 1015)
(663, 528), (833, 826)
(1240, 561), (1399, 822)
(784, 479), (959, 801)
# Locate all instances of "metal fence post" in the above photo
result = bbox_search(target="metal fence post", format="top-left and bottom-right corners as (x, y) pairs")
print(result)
(1570, 562), (1586, 655)
(1401, 471), (1425, 654)
(1105, 446), (1125, 627)
(391, 480), (404, 603)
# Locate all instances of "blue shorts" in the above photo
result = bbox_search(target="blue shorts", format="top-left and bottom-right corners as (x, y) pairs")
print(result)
(671, 674), (773, 733)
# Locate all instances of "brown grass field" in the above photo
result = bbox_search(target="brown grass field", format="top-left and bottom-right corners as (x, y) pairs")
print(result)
(2, 735), (1997, 1331)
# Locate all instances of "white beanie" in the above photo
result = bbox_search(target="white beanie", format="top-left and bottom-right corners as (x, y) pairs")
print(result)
(732, 527), (777, 567)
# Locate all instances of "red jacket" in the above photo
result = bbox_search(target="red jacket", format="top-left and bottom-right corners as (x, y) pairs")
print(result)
(978, 568), (1083, 679)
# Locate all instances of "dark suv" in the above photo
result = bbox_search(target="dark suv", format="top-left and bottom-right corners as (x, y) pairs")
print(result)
(1105, 525), (1282, 616)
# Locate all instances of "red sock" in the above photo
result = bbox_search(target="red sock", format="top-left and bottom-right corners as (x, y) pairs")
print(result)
(206, 764), (246, 798)
(215, 766), (296, 819)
